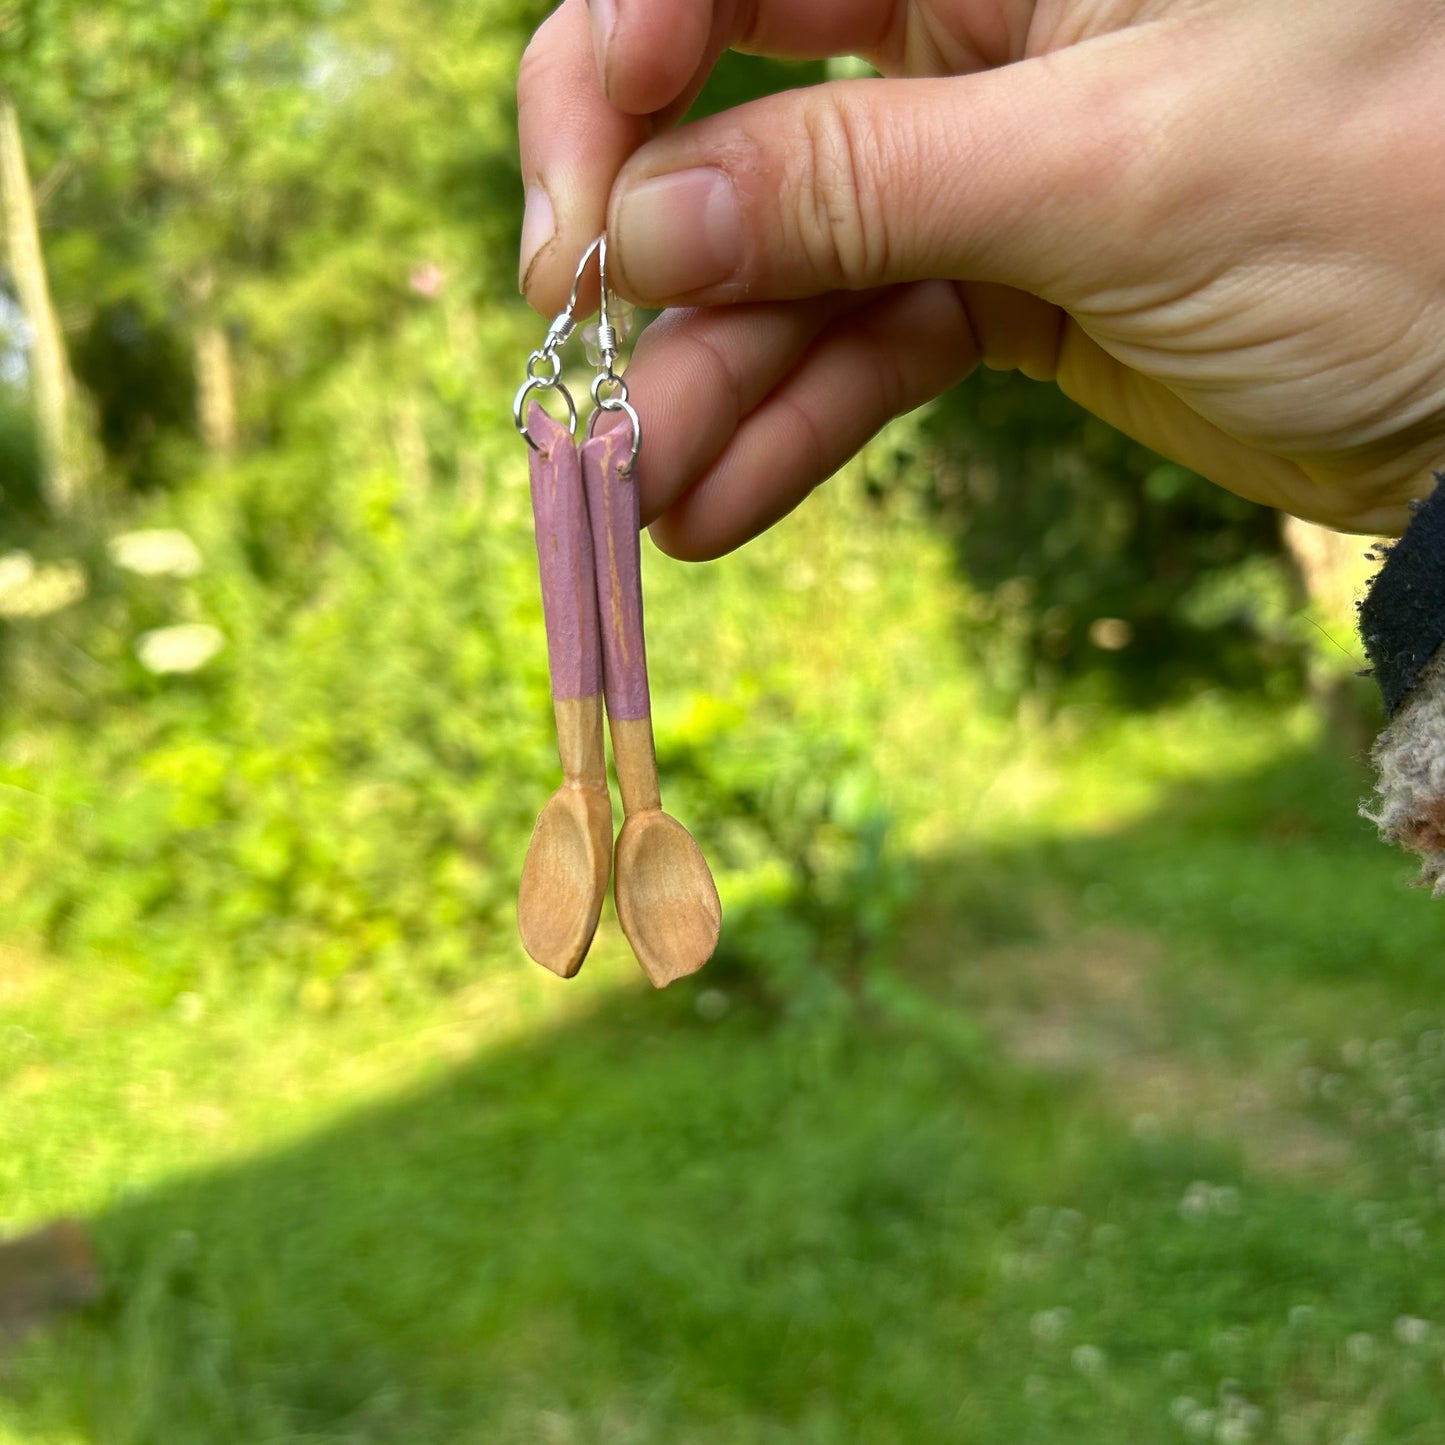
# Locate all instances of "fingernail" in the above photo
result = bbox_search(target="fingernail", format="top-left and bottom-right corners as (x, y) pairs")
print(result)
(519, 183), (556, 294)
(615, 167), (742, 299)
(589, 0), (617, 57)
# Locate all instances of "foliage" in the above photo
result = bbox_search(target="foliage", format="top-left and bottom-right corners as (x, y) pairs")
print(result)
(2, 0), (548, 487)
(0, 310), (942, 998)
(908, 368), (1300, 709)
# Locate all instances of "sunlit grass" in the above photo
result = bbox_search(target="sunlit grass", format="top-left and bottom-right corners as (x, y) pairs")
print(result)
(5, 679), (1445, 1442)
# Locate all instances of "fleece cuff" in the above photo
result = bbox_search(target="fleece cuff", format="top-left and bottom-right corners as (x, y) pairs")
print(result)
(1359, 476), (1445, 892)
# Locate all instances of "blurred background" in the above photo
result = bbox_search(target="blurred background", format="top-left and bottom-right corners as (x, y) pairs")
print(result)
(0, 4), (1441, 1442)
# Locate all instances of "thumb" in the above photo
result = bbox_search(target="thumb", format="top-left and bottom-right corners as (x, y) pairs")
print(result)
(606, 31), (1198, 308)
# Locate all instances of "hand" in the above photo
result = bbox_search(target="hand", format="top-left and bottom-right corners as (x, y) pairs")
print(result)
(518, 0), (1445, 559)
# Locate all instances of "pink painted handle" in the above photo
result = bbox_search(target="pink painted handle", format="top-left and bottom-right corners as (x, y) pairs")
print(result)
(527, 404), (601, 701)
(581, 425), (650, 722)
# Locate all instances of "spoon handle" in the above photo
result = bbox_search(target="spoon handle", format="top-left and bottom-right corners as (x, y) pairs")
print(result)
(527, 404), (606, 788)
(580, 425), (660, 815)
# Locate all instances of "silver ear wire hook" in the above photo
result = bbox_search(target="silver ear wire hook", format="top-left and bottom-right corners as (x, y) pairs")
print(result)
(584, 236), (642, 474)
(513, 268), (582, 449)
(515, 236), (641, 472)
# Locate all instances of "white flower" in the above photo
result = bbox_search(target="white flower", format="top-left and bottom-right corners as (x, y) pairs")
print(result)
(1345, 1332), (1376, 1363)
(1211, 1327), (1248, 1357)
(1025, 1205), (1053, 1234)
(108, 528), (203, 578)
(0, 550), (34, 596)
(1211, 1186), (1242, 1216)
(136, 623), (225, 675)
(1164, 1350), (1193, 1377)
(0, 558), (86, 618)
(1170, 1395), (1199, 1424)
(1395, 1219), (1425, 1252)
(1030, 1308), (1071, 1345)
(1180, 1181), (1214, 1223)
(1230, 1403), (1265, 1431)
(1185, 1407), (1216, 1439)
(1395, 1315), (1432, 1346)
(1071, 1343), (1106, 1378)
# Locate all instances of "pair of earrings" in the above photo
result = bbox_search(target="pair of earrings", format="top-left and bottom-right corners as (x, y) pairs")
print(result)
(513, 237), (720, 988)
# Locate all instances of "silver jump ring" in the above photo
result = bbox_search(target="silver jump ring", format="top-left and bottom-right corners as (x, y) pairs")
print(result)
(526, 350), (562, 384)
(513, 375), (578, 450)
(586, 385), (642, 473)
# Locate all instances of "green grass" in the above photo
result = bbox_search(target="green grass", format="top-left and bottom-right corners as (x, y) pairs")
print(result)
(3, 697), (1445, 1444)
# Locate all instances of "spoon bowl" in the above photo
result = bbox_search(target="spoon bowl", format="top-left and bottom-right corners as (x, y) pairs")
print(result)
(518, 782), (613, 978)
(614, 809), (721, 987)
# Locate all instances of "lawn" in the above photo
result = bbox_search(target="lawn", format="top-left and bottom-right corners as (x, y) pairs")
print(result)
(3, 696), (1443, 1445)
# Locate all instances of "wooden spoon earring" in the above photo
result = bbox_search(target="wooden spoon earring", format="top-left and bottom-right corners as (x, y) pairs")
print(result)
(580, 249), (720, 985)
(515, 406), (613, 976)
(582, 425), (720, 986)
(513, 275), (612, 978)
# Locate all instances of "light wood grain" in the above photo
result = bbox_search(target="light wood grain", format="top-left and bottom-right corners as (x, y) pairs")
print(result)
(608, 714), (661, 815)
(518, 697), (613, 978)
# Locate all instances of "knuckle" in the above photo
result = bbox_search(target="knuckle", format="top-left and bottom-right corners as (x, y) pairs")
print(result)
(790, 92), (892, 288)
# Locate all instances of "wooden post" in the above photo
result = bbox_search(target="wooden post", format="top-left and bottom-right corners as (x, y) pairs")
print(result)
(186, 267), (239, 457)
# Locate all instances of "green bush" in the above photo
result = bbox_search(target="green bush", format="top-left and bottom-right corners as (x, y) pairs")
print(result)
(912, 369), (1303, 709)
(0, 308), (943, 1000)
(0, 450), (549, 992)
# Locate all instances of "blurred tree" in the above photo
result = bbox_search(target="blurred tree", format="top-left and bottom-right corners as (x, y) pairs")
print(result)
(910, 368), (1296, 708)
(0, 91), (89, 514)
(0, 0), (546, 488)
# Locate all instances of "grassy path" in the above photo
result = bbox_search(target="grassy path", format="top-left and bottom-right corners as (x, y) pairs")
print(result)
(3, 705), (1444, 1443)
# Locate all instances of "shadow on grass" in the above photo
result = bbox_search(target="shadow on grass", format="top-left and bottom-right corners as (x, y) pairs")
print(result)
(4, 741), (1441, 1444)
